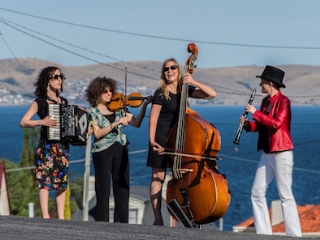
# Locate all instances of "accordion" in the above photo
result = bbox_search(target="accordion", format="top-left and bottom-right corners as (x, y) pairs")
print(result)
(48, 104), (92, 145)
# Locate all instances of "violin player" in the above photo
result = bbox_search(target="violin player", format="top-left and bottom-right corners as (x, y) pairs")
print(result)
(147, 58), (217, 225)
(239, 65), (302, 237)
(86, 76), (152, 222)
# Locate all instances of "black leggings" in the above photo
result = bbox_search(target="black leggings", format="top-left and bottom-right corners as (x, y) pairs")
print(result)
(93, 143), (129, 222)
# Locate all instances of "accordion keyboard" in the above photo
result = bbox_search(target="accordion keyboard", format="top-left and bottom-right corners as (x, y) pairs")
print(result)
(48, 104), (61, 140)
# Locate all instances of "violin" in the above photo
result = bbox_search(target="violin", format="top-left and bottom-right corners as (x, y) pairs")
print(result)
(107, 92), (149, 112)
(107, 67), (150, 112)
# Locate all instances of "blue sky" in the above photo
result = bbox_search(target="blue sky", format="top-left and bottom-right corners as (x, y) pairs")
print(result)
(1, 0), (320, 68)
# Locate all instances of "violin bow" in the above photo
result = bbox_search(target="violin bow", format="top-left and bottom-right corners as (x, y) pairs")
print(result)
(124, 67), (128, 116)
(161, 147), (221, 161)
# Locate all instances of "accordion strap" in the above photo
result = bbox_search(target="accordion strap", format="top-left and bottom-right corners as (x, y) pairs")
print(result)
(46, 96), (67, 105)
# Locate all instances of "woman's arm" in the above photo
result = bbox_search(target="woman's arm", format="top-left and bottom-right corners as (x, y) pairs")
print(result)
(184, 73), (216, 99)
(253, 98), (290, 130)
(20, 101), (56, 128)
(92, 120), (115, 139)
(92, 114), (129, 139)
(149, 104), (165, 153)
(127, 96), (152, 128)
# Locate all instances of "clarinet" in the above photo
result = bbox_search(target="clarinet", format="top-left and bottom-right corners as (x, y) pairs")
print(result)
(233, 88), (256, 145)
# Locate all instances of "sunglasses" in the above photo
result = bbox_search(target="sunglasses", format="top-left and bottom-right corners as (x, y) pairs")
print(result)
(51, 74), (64, 80)
(163, 65), (178, 72)
(103, 89), (112, 94)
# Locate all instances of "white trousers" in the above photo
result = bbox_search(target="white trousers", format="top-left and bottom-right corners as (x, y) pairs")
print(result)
(251, 151), (302, 237)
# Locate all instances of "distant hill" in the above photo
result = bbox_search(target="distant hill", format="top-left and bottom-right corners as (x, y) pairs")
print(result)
(0, 58), (319, 106)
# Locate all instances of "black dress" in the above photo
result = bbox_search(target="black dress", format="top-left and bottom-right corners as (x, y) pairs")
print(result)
(147, 86), (195, 168)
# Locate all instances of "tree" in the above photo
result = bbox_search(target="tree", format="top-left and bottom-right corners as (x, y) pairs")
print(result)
(20, 128), (35, 188)
(69, 176), (84, 213)
(5, 159), (40, 217)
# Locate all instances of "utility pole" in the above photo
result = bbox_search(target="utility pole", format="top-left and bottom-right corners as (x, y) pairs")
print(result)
(82, 135), (91, 221)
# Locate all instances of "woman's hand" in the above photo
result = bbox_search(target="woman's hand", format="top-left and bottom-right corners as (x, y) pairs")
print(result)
(150, 142), (165, 154)
(116, 117), (129, 127)
(144, 95), (153, 105)
(43, 115), (57, 127)
(87, 127), (94, 136)
(239, 115), (246, 123)
(183, 73), (196, 85)
(245, 104), (257, 114)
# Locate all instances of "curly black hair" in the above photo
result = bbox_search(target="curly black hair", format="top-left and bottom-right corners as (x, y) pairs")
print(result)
(34, 66), (65, 96)
(86, 76), (118, 107)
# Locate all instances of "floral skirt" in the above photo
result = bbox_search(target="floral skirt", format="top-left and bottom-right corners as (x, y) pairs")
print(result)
(35, 139), (70, 190)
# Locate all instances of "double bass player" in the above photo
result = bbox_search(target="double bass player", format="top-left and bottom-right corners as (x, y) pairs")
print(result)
(147, 57), (217, 225)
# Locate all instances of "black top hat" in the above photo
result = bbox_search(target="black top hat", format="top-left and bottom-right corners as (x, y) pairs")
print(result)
(256, 65), (286, 88)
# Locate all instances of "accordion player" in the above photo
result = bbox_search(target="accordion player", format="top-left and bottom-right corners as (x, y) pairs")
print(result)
(48, 104), (92, 145)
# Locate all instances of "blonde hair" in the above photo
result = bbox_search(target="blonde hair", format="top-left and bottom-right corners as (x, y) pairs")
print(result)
(158, 58), (183, 100)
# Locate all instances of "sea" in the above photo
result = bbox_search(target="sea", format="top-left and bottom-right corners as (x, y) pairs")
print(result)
(1, 105), (320, 231)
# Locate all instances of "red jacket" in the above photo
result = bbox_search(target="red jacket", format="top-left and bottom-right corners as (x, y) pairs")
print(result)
(246, 91), (293, 152)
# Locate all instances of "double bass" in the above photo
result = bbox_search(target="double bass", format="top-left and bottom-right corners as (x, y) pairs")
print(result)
(165, 43), (231, 227)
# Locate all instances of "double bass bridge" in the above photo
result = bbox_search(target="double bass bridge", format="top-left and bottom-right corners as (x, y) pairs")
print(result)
(173, 168), (193, 179)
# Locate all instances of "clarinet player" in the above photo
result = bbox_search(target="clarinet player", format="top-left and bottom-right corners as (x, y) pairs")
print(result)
(239, 65), (302, 237)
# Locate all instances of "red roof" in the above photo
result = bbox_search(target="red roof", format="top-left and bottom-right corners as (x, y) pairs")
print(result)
(236, 204), (320, 233)
(0, 160), (11, 215)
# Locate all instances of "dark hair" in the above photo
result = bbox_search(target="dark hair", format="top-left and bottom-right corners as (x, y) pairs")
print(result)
(86, 76), (118, 107)
(34, 66), (65, 96)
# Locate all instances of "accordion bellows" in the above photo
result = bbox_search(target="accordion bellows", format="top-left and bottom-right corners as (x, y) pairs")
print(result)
(48, 104), (92, 146)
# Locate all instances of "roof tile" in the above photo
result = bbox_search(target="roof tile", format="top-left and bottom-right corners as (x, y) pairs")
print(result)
(236, 204), (320, 233)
